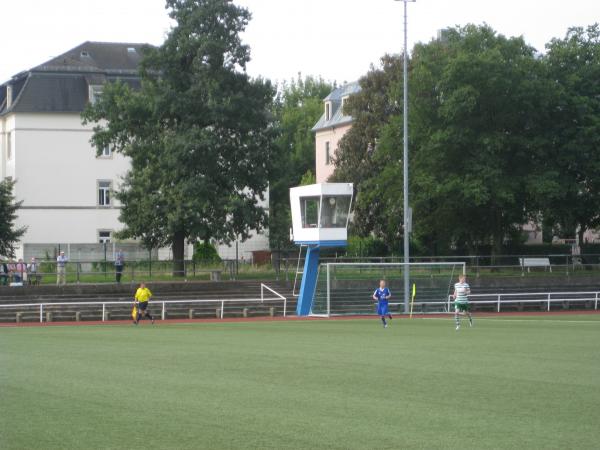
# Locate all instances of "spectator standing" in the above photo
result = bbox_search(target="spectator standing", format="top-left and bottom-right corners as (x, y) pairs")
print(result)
(115, 249), (125, 283)
(56, 251), (68, 286)
(15, 259), (26, 284)
(28, 257), (40, 285)
(0, 261), (8, 286)
(8, 260), (16, 283)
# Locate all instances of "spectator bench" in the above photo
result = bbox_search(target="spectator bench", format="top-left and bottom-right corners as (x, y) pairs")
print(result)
(196, 270), (222, 281)
(519, 257), (552, 274)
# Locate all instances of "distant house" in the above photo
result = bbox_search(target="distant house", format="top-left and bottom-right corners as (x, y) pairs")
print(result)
(0, 41), (269, 262)
(312, 82), (361, 183)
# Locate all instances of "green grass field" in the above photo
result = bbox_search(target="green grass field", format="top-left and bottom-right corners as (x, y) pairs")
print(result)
(1, 316), (599, 449)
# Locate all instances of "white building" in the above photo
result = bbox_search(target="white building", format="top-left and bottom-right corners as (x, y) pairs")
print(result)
(0, 42), (269, 262)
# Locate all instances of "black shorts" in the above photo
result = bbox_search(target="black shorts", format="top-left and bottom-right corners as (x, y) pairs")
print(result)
(138, 301), (149, 311)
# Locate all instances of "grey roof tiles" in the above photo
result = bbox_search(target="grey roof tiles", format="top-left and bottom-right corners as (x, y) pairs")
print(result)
(1, 42), (147, 116)
(312, 81), (361, 132)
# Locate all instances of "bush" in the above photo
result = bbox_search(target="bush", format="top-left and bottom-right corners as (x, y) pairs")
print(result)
(581, 244), (600, 254)
(505, 244), (571, 255)
(346, 236), (390, 257)
(193, 241), (221, 264)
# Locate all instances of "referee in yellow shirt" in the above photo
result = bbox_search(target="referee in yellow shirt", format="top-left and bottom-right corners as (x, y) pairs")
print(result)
(134, 282), (155, 325)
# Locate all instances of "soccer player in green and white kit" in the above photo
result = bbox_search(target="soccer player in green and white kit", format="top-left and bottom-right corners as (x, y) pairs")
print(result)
(453, 274), (472, 330)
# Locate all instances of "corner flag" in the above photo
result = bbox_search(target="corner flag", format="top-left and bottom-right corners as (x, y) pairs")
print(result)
(409, 283), (416, 318)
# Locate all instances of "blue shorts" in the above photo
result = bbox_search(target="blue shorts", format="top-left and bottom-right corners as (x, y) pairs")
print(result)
(377, 301), (389, 316)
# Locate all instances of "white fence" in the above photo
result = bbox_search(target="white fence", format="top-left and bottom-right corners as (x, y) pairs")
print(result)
(406, 291), (600, 313)
(0, 283), (287, 323)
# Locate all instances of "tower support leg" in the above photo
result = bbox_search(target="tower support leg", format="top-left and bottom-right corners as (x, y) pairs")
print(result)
(296, 246), (320, 316)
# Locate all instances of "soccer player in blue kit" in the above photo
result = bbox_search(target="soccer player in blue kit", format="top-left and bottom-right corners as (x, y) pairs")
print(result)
(373, 279), (392, 328)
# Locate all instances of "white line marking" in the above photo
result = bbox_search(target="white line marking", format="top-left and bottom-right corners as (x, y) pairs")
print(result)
(421, 317), (600, 324)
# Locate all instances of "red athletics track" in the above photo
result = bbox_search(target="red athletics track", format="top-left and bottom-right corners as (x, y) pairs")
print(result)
(1, 309), (598, 327)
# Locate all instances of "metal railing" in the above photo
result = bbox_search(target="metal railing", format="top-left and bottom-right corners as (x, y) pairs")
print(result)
(398, 291), (600, 312)
(0, 259), (241, 285)
(261, 283), (287, 317)
(5, 252), (600, 286)
(0, 283), (287, 323)
(443, 291), (600, 313)
(273, 253), (600, 282)
(315, 290), (600, 316)
(396, 292), (599, 313)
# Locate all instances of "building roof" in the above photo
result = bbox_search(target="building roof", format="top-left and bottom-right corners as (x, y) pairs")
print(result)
(0, 42), (148, 116)
(312, 81), (361, 132)
(33, 41), (148, 74)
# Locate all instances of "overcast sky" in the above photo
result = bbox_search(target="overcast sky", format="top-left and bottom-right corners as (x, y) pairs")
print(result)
(2, 0), (599, 84)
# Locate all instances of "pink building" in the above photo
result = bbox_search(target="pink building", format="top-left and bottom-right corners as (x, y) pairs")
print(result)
(312, 82), (361, 183)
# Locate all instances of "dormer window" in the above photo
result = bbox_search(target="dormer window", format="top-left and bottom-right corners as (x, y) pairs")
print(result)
(341, 96), (349, 115)
(88, 85), (103, 104)
(325, 102), (331, 121)
(127, 47), (137, 54)
(80, 51), (90, 58)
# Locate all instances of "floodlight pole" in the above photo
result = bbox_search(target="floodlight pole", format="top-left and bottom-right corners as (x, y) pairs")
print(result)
(396, 0), (415, 313)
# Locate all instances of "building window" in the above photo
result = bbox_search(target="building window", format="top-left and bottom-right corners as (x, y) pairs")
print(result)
(98, 230), (112, 244)
(89, 85), (103, 104)
(98, 180), (112, 206)
(325, 102), (331, 121)
(341, 96), (348, 115)
(325, 142), (331, 165)
(6, 132), (12, 160)
(98, 144), (112, 158)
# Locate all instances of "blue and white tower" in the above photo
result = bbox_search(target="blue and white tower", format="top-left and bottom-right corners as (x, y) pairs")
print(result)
(289, 183), (353, 316)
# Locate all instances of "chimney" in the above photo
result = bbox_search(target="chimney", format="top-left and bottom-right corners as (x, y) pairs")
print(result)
(437, 29), (450, 43)
(6, 85), (12, 108)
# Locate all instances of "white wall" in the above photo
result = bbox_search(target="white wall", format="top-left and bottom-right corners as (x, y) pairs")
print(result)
(216, 229), (270, 262)
(17, 208), (123, 243)
(4, 111), (270, 260)
(5, 113), (129, 258)
(13, 113), (129, 205)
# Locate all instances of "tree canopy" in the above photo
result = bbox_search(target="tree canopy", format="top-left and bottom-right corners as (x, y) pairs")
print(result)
(333, 24), (574, 255)
(268, 75), (334, 250)
(82, 0), (274, 273)
(540, 24), (600, 245)
(0, 179), (26, 259)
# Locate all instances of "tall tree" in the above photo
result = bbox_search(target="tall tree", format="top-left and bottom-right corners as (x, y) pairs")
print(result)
(269, 76), (333, 250)
(409, 25), (552, 256)
(541, 24), (600, 245)
(330, 55), (403, 244)
(83, 0), (274, 275)
(0, 179), (26, 258)
(334, 25), (551, 256)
